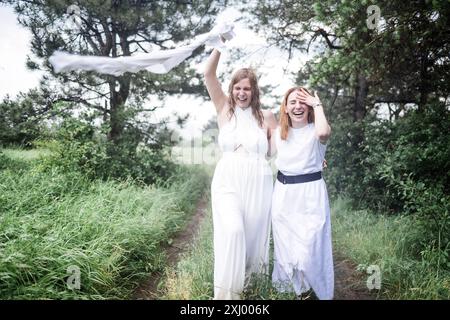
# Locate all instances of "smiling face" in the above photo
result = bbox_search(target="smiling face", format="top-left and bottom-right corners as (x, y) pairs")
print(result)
(285, 90), (310, 127)
(232, 78), (252, 109)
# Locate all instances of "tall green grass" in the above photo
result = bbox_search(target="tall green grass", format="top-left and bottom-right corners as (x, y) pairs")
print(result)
(1, 148), (51, 161)
(162, 202), (214, 300)
(163, 196), (449, 300)
(0, 147), (50, 171)
(332, 197), (450, 299)
(0, 149), (209, 299)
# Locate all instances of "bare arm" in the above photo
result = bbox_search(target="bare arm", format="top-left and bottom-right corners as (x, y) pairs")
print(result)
(263, 110), (278, 157)
(298, 88), (331, 143)
(203, 49), (227, 114)
(312, 104), (331, 144)
(267, 128), (278, 158)
(263, 109), (278, 130)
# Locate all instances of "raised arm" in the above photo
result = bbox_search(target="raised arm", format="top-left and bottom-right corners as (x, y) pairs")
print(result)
(203, 49), (227, 114)
(298, 88), (331, 144)
(313, 103), (331, 144)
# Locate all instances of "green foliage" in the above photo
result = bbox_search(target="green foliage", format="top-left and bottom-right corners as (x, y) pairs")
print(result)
(161, 199), (214, 300)
(371, 104), (449, 194)
(0, 150), (33, 172)
(0, 151), (12, 170)
(37, 118), (177, 184)
(8, 0), (222, 149)
(0, 153), (209, 299)
(0, 91), (50, 147)
(332, 197), (450, 299)
(325, 103), (450, 261)
(252, 0), (450, 114)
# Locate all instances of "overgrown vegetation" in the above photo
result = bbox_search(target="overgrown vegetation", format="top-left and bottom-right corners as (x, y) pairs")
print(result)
(332, 198), (450, 299)
(325, 104), (449, 254)
(0, 149), (208, 299)
(33, 118), (178, 185)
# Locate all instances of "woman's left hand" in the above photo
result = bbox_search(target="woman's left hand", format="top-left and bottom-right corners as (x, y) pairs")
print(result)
(297, 88), (321, 107)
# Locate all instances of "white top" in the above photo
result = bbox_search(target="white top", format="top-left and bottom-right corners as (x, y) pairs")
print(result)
(275, 123), (326, 175)
(218, 107), (268, 156)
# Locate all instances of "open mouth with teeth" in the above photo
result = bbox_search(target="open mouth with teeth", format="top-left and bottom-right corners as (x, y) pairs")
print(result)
(292, 110), (305, 116)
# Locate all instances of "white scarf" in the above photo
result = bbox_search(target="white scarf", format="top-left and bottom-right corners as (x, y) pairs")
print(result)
(49, 22), (235, 76)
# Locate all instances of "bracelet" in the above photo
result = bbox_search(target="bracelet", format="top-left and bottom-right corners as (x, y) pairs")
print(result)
(312, 102), (323, 109)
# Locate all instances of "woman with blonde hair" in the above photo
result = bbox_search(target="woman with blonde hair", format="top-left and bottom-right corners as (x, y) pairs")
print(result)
(204, 48), (277, 299)
(270, 86), (334, 300)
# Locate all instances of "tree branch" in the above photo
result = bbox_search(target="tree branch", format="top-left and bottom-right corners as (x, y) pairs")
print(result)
(316, 28), (342, 49)
(51, 96), (107, 113)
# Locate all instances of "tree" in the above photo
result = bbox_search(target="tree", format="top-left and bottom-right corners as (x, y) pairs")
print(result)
(249, 0), (450, 212)
(8, 0), (225, 146)
(0, 89), (51, 146)
(250, 0), (450, 119)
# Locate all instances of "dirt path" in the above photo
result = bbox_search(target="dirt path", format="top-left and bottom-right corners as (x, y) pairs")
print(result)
(133, 196), (208, 300)
(134, 197), (377, 300)
(333, 252), (377, 300)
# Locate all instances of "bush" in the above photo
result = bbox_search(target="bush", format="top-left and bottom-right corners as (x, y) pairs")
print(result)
(0, 91), (50, 147)
(325, 103), (449, 260)
(37, 118), (177, 184)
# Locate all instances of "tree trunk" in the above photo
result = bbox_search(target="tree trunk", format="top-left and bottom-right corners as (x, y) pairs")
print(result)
(352, 73), (368, 152)
(418, 52), (430, 112)
(107, 76), (131, 143)
(354, 73), (368, 121)
(107, 30), (131, 144)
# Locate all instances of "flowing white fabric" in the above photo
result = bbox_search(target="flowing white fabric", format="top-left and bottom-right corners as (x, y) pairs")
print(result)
(211, 107), (273, 300)
(49, 22), (235, 76)
(271, 124), (334, 300)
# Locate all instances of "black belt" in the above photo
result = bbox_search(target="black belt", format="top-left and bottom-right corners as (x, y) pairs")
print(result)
(277, 171), (322, 184)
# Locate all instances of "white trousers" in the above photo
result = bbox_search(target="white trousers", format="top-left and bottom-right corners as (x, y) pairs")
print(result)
(211, 153), (273, 299)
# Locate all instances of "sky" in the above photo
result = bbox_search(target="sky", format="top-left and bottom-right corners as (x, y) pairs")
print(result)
(0, 5), (308, 139)
(0, 6), (45, 99)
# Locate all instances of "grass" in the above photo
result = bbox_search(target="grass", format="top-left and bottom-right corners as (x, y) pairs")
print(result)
(162, 202), (214, 300)
(332, 197), (450, 299)
(3, 147), (446, 300)
(162, 195), (450, 300)
(1, 147), (51, 161)
(0, 148), (209, 299)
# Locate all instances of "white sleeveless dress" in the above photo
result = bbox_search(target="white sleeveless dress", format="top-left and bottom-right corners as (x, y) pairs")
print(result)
(271, 124), (334, 300)
(211, 106), (273, 300)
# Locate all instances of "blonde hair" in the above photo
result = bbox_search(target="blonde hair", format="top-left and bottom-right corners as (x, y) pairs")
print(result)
(279, 87), (315, 140)
(227, 68), (264, 128)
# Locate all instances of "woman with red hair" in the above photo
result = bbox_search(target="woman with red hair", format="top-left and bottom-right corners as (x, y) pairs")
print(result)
(270, 87), (334, 300)
(203, 48), (277, 299)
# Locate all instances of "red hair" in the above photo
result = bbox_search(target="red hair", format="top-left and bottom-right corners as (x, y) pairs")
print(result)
(279, 87), (315, 140)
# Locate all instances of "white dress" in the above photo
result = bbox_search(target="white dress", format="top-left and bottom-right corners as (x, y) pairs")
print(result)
(271, 124), (334, 300)
(211, 106), (273, 300)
